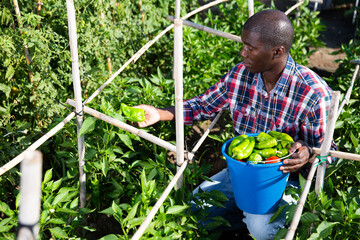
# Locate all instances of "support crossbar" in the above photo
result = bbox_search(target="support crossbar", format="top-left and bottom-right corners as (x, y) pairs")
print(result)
(66, 99), (195, 161)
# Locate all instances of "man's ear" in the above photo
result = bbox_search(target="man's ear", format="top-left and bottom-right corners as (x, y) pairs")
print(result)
(272, 46), (286, 58)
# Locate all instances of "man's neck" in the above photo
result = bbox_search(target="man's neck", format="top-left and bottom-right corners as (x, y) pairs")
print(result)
(262, 56), (287, 93)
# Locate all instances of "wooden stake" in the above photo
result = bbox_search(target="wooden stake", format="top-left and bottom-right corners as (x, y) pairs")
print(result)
(17, 151), (43, 240)
(285, 91), (340, 240)
(167, 16), (242, 42)
(66, 99), (194, 160)
(36, 0), (42, 29)
(12, 0), (39, 123)
(248, 0), (254, 16)
(285, 0), (305, 15)
(66, 0), (86, 209)
(312, 147), (360, 161)
(131, 158), (189, 240)
(315, 91), (340, 194)
(285, 158), (319, 240)
(173, 0), (184, 190)
(337, 64), (359, 118)
(83, 0), (229, 106)
(0, 112), (75, 176)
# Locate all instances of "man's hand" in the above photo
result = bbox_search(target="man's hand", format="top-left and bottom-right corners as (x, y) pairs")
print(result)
(279, 141), (311, 173)
(133, 105), (161, 128)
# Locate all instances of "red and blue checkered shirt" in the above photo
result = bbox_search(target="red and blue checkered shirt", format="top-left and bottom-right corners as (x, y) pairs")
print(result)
(184, 55), (333, 149)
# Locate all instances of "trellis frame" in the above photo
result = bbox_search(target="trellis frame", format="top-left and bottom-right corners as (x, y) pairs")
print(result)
(3, 1), (360, 239)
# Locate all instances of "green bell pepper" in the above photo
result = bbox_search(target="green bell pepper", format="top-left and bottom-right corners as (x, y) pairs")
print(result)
(253, 148), (277, 159)
(255, 136), (277, 149)
(121, 103), (146, 122)
(256, 132), (273, 142)
(228, 134), (248, 156)
(248, 152), (263, 163)
(232, 137), (255, 160)
(276, 148), (289, 158)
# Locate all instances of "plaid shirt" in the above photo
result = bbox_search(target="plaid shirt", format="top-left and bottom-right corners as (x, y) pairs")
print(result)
(184, 56), (333, 149)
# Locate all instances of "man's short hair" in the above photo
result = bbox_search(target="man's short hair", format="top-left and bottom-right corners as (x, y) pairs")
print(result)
(243, 9), (294, 52)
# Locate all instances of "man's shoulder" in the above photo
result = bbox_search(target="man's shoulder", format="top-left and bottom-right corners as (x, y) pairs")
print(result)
(292, 63), (332, 98)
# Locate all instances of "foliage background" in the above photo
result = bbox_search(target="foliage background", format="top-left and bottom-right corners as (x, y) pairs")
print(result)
(0, 0), (359, 239)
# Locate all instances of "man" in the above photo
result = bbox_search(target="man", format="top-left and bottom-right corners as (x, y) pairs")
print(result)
(135, 9), (333, 239)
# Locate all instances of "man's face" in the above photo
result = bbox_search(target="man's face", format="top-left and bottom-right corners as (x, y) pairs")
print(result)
(240, 30), (274, 74)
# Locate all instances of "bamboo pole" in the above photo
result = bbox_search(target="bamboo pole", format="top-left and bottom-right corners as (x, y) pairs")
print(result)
(36, 0), (43, 29)
(130, 113), (223, 240)
(17, 151), (43, 240)
(174, 0), (184, 190)
(315, 91), (340, 194)
(66, 0), (86, 209)
(285, 158), (319, 240)
(66, 99), (195, 160)
(12, 0), (40, 124)
(190, 110), (224, 155)
(131, 157), (189, 240)
(83, 0), (228, 106)
(0, 112), (75, 176)
(285, 91), (340, 240)
(312, 147), (360, 161)
(353, 0), (359, 24)
(337, 64), (359, 118)
(166, 16), (242, 42)
(285, 0), (305, 15)
(1, 0), (228, 176)
(248, 0), (254, 16)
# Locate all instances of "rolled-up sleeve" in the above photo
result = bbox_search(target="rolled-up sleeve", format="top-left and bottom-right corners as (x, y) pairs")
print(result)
(183, 74), (229, 126)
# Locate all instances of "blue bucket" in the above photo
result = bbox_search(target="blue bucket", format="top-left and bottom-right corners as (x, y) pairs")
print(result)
(221, 133), (290, 214)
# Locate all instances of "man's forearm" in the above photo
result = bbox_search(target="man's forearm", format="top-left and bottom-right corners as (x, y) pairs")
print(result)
(159, 106), (175, 121)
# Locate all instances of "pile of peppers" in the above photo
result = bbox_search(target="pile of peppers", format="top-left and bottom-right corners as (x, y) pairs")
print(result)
(120, 103), (146, 122)
(227, 131), (294, 164)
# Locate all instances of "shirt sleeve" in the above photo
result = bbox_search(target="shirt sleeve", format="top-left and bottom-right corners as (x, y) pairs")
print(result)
(183, 73), (230, 126)
(300, 94), (337, 151)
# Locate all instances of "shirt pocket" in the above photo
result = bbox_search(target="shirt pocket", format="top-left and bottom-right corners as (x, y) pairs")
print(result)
(232, 102), (258, 133)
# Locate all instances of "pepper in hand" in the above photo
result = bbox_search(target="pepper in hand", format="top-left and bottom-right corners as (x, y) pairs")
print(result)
(121, 103), (146, 122)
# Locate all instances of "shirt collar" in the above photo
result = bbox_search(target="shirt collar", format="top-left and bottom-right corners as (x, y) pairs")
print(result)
(254, 55), (295, 97)
(274, 55), (295, 97)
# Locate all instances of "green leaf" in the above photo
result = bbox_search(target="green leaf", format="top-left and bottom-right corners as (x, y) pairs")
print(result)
(165, 205), (189, 215)
(0, 201), (14, 217)
(52, 190), (70, 206)
(269, 204), (287, 223)
(79, 117), (97, 136)
(5, 65), (15, 81)
(116, 133), (134, 151)
(98, 234), (120, 240)
(0, 83), (11, 98)
(207, 134), (224, 142)
(273, 228), (288, 240)
(286, 204), (297, 225)
(79, 208), (95, 214)
(124, 201), (140, 224)
(308, 221), (338, 240)
(299, 174), (306, 192)
(102, 157), (109, 176)
(48, 218), (66, 225)
(43, 168), (53, 185)
(301, 212), (320, 223)
(100, 207), (114, 215)
(49, 227), (68, 239)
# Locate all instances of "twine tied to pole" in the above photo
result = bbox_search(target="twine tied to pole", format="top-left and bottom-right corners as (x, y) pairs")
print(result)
(314, 154), (330, 167)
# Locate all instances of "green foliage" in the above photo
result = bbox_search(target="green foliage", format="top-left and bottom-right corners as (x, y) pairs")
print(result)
(0, 0), (341, 239)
